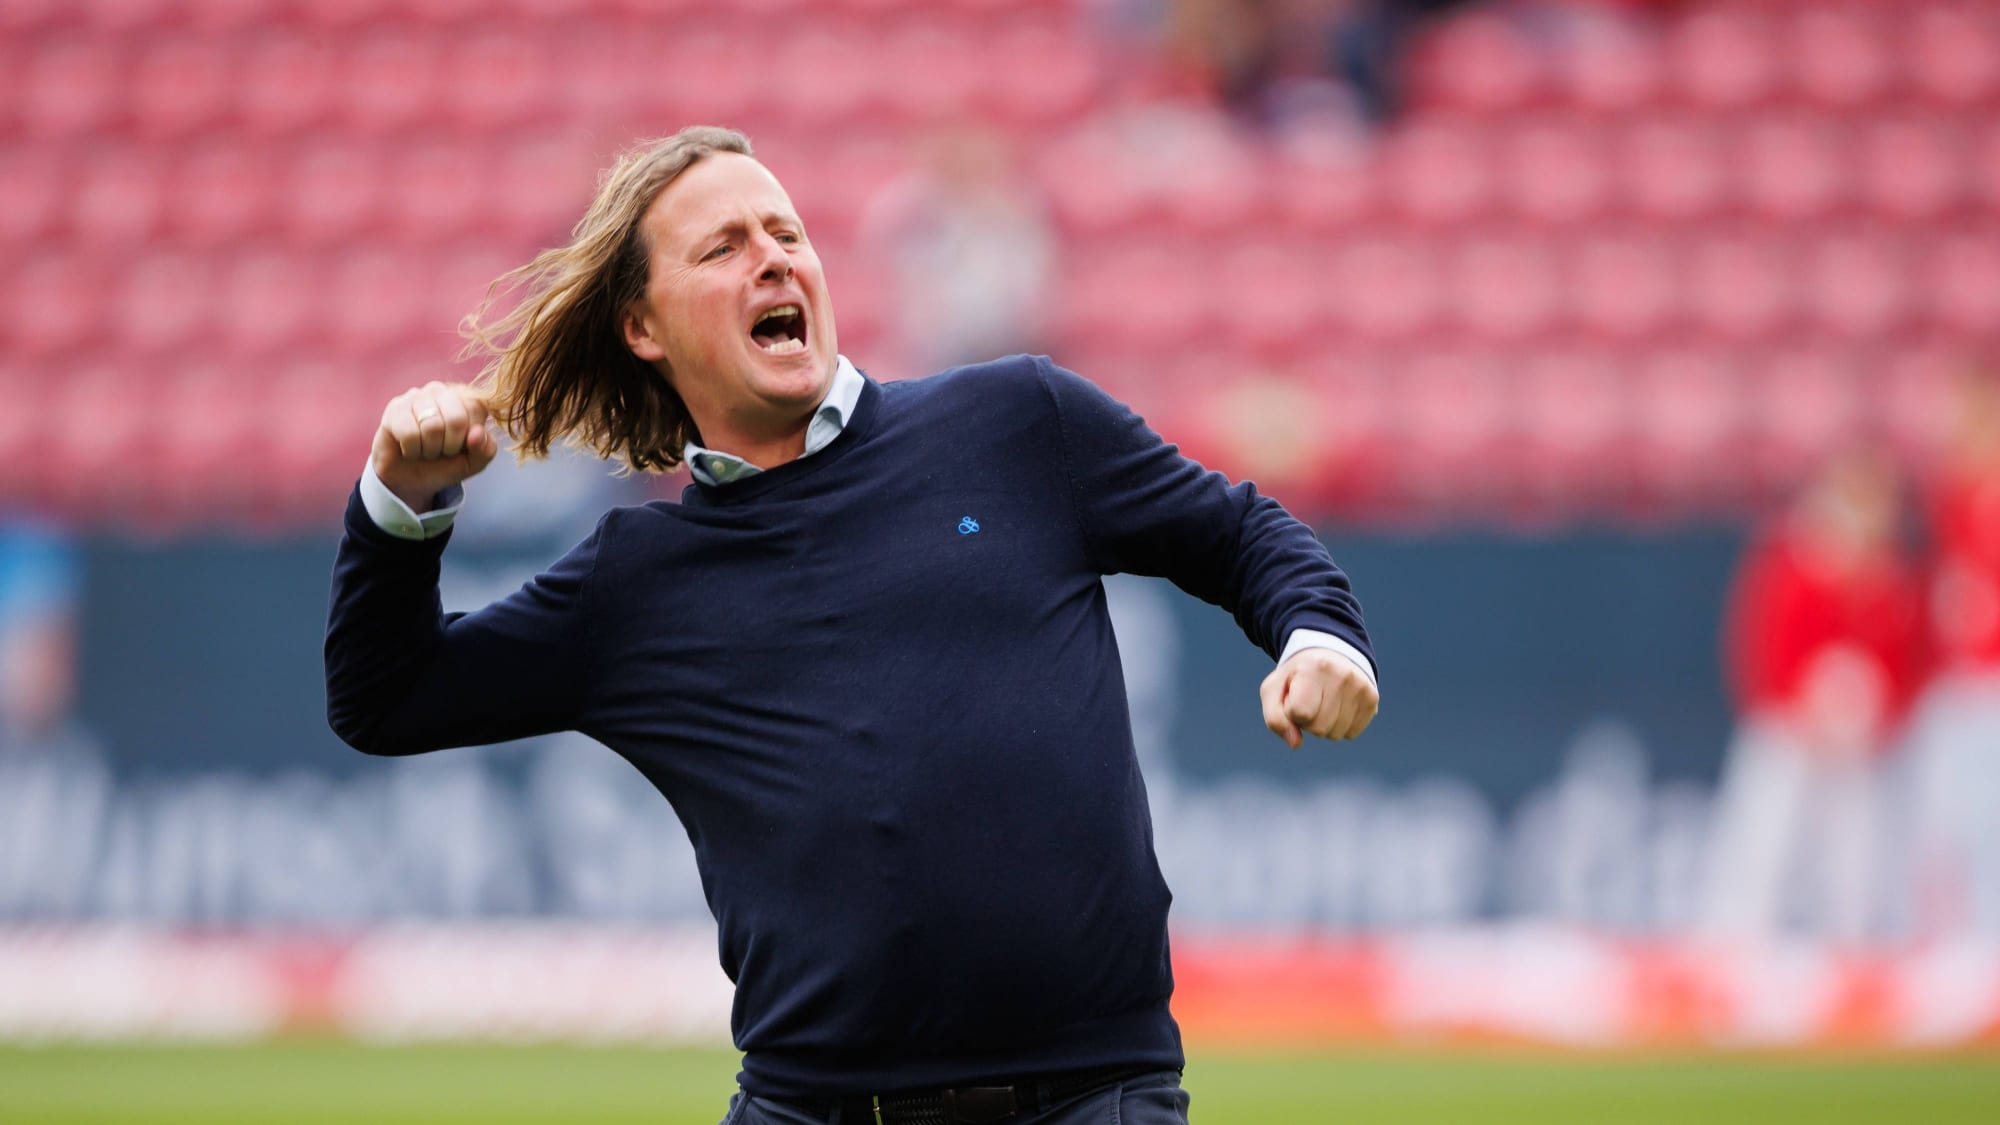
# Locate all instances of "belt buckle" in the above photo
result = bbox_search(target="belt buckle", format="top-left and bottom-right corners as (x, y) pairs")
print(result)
(944, 1086), (1020, 1125)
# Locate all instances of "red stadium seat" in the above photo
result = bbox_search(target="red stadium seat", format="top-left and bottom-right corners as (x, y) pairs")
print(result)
(1391, 347), (1517, 512)
(170, 142), (280, 245)
(1907, 3), (2000, 105)
(1330, 235), (1443, 341)
(490, 135), (597, 239)
(1501, 116), (1611, 224)
(292, 0), (413, 28)
(440, 31), (557, 130)
(656, 25), (779, 124)
(769, 25), (887, 124)
(1516, 346), (1632, 509)
(0, 149), (67, 249)
(46, 360), (162, 518)
(982, 19), (1101, 125)
(1800, 230), (1911, 340)
(1292, 351), (1396, 513)
(0, 0), (65, 34)
(1036, 135), (1150, 236)
(0, 360), (52, 500)
(1149, 124), (1269, 233)
(68, 147), (168, 248)
(428, 243), (528, 342)
(1213, 240), (1335, 353)
(1056, 241), (1216, 351)
(1925, 226), (2000, 336)
(118, 252), (216, 353)
(153, 363), (271, 522)
(183, 0), (297, 32)
(1682, 229), (1798, 342)
(797, 135), (916, 232)
(1446, 232), (1561, 340)
(1879, 342), (1965, 466)
(335, 30), (445, 132)
(880, 21), (985, 124)
(284, 140), (391, 243)
(217, 250), (327, 356)
(1630, 345), (1749, 510)
(1617, 115), (1730, 221)
(1666, 6), (1779, 109)
(1407, 11), (1546, 113)
(234, 32), (337, 135)
(1744, 346), (1865, 493)
(0, 38), (23, 134)
(1738, 115), (1848, 221)
(1974, 119), (2000, 212)
(77, 0), (178, 33)
(553, 26), (646, 122)
(385, 141), (497, 243)
(1382, 118), (1497, 225)
(4, 254), (102, 358)
(1549, 18), (1662, 112)
(1789, 7), (1896, 107)
(1858, 115), (1969, 221)
(327, 248), (436, 349)
(20, 38), (127, 138)
(1564, 230), (1679, 340)
(395, 0), (502, 24)
(1267, 152), (1384, 233)
(130, 36), (234, 137)
(260, 359), (398, 525)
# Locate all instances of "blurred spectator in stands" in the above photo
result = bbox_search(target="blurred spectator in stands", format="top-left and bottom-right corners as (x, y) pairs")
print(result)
(1139, 0), (1480, 129)
(1911, 365), (2000, 945)
(1700, 451), (1924, 945)
(858, 127), (1055, 378)
(0, 525), (87, 758)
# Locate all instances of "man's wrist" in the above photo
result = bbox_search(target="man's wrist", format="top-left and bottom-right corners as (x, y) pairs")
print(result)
(359, 461), (464, 541)
(1280, 629), (1378, 691)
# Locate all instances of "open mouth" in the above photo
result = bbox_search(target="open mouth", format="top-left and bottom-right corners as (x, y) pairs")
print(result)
(751, 304), (808, 355)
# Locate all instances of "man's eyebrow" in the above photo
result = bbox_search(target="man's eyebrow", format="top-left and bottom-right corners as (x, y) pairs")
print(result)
(693, 212), (801, 245)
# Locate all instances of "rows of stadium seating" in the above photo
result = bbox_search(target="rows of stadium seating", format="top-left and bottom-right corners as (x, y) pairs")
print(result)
(1, 0), (1995, 529)
(9, 111), (1996, 245)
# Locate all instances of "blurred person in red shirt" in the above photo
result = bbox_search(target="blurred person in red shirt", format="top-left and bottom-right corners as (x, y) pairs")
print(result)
(1700, 451), (1924, 945)
(1912, 366), (2000, 944)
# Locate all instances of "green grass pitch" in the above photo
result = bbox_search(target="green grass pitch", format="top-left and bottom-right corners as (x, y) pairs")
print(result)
(1, 1043), (1995, 1123)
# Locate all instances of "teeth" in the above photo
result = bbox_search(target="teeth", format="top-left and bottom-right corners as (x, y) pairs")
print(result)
(763, 337), (807, 354)
(755, 304), (801, 325)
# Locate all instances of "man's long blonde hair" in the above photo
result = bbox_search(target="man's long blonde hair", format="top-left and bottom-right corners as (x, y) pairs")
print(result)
(461, 126), (753, 473)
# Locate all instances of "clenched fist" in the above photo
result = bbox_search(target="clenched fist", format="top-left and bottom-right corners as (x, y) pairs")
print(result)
(371, 381), (500, 513)
(1261, 648), (1379, 748)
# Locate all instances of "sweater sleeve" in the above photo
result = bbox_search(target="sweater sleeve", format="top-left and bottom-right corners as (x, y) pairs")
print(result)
(324, 483), (605, 755)
(1035, 357), (1375, 671)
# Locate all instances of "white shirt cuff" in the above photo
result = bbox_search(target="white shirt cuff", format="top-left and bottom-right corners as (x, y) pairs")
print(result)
(1280, 628), (1378, 691)
(359, 460), (464, 541)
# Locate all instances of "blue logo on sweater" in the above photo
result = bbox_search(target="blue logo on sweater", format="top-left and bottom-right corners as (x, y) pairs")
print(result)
(957, 516), (981, 535)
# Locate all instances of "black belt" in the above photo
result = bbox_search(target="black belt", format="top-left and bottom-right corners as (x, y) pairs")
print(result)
(798, 1065), (1157, 1125)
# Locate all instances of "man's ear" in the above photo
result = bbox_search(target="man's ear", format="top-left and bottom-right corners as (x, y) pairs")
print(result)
(622, 304), (668, 363)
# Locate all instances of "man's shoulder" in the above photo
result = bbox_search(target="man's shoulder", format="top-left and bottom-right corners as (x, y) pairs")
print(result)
(879, 353), (1055, 413)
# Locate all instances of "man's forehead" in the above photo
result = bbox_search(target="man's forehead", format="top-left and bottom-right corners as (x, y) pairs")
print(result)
(648, 154), (798, 245)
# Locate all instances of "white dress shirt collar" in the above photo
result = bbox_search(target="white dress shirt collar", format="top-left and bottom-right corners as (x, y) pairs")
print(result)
(684, 355), (866, 487)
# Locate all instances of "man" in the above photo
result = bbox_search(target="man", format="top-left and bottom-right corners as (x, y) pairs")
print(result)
(325, 126), (1378, 1125)
(1700, 452), (1922, 944)
(1912, 365), (2000, 944)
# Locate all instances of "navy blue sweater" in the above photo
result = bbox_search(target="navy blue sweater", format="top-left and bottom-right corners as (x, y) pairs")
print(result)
(325, 355), (1373, 1096)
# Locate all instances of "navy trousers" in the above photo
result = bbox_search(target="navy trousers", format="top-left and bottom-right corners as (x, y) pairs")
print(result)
(717, 1070), (1191, 1125)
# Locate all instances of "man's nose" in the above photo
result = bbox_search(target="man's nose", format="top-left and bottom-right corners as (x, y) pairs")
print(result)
(753, 233), (793, 283)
